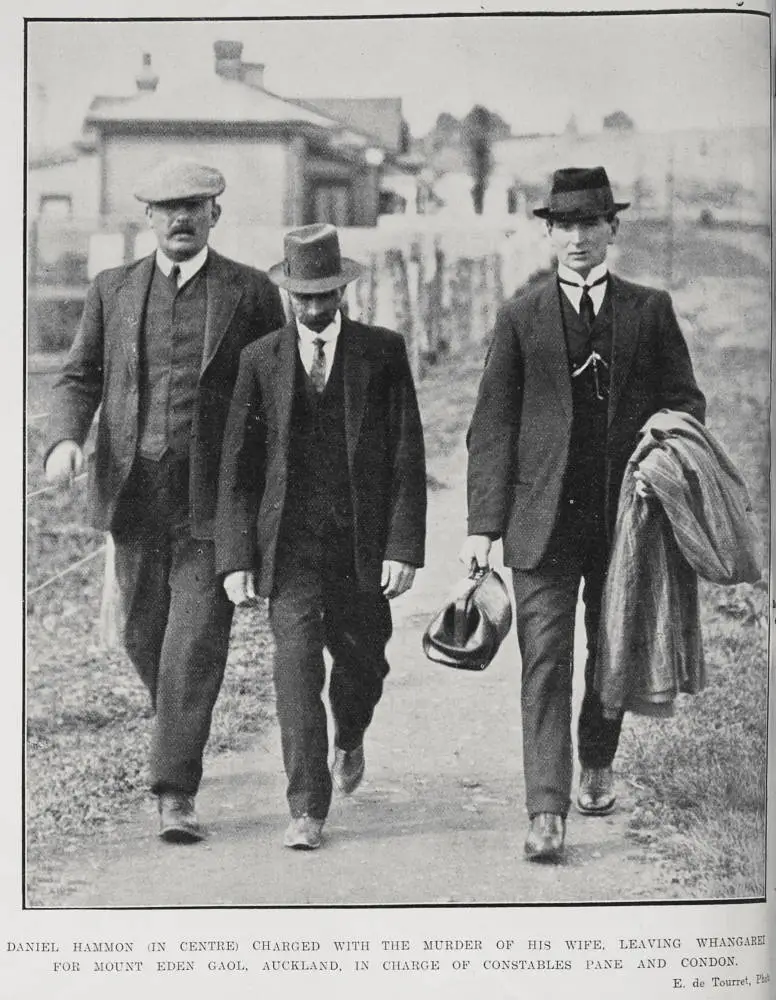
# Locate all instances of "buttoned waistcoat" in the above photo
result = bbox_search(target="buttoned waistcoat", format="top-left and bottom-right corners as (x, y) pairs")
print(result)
(214, 317), (427, 596)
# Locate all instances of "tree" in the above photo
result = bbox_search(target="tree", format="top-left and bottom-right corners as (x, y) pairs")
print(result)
(462, 105), (495, 215)
(398, 118), (412, 155)
(603, 110), (635, 131)
(430, 112), (461, 151)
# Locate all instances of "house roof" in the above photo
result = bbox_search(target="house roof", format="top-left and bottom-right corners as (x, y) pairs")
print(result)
(29, 138), (97, 170)
(297, 97), (405, 153)
(85, 75), (352, 133)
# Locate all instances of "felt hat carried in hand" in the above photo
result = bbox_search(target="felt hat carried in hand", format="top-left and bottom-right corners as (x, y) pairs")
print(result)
(533, 166), (630, 222)
(423, 568), (513, 671)
(268, 223), (364, 294)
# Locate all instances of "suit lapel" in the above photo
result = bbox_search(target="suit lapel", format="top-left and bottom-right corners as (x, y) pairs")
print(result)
(116, 255), (155, 381)
(201, 250), (244, 377)
(534, 279), (572, 420)
(607, 276), (640, 426)
(272, 323), (300, 454)
(341, 318), (371, 469)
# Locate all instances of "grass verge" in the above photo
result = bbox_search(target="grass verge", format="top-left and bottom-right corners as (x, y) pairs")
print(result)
(614, 224), (769, 899)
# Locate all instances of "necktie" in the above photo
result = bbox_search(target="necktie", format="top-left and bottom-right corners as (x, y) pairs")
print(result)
(579, 283), (595, 329)
(309, 337), (327, 394)
(168, 264), (180, 295)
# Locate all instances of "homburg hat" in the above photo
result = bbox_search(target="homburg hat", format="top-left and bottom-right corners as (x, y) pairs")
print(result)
(268, 224), (364, 294)
(423, 569), (513, 672)
(133, 157), (226, 203)
(533, 166), (630, 221)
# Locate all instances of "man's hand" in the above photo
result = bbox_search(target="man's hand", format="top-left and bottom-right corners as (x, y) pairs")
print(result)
(223, 570), (257, 606)
(45, 440), (84, 483)
(458, 534), (492, 573)
(633, 468), (655, 500)
(381, 560), (416, 600)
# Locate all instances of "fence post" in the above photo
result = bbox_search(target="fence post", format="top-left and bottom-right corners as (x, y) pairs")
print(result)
(99, 535), (124, 651)
(385, 246), (420, 380)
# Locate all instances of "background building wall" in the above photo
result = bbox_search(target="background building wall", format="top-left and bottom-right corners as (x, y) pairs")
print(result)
(27, 155), (102, 219)
(491, 126), (769, 222)
(101, 134), (290, 225)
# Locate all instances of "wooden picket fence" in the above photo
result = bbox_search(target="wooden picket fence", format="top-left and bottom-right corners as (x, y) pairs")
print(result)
(136, 218), (553, 378)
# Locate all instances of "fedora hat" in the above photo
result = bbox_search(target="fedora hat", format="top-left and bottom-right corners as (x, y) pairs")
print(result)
(423, 569), (513, 671)
(533, 166), (629, 221)
(268, 224), (364, 294)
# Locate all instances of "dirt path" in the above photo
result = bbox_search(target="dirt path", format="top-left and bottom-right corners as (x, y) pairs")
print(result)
(36, 433), (681, 909)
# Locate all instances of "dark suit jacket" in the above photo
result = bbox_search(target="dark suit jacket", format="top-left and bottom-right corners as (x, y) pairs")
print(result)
(466, 273), (706, 569)
(46, 248), (285, 538)
(215, 316), (427, 596)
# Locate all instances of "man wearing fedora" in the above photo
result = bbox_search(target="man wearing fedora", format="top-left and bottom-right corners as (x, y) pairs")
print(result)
(45, 158), (285, 843)
(461, 166), (705, 862)
(216, 223), (426, 850)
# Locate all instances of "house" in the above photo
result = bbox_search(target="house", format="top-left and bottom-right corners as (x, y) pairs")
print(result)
(82, 41), (411, 230)
(27, 139), (101, 221)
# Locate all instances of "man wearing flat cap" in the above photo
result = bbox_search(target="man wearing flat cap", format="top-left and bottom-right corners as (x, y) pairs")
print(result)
(461, 166), (705, 862)
(45, 157), (285, 842)
(216, 223), (426, 850)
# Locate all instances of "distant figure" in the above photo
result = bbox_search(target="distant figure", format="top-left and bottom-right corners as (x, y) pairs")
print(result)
(216, 224), (427, 850)
(460, 166), (705, 862)
(45, 158), (285, 844)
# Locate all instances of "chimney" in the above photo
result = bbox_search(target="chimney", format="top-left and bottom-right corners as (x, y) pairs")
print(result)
(214, 40), (244, 80)
(136, 52), (159, 92)
(241, 62), (266, 89)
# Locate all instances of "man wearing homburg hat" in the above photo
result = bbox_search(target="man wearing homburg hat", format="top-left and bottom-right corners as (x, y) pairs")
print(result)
(216, 224), (426, 849)
(461, 167), (705, 861)
(45, 158), (285, 842)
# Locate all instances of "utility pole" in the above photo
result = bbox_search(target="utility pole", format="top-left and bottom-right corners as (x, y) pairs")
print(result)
(664, 141), (675, 288)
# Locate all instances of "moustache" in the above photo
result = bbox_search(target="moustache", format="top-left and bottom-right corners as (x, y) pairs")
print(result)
(304, 313), (336, 330)
(169, 227), (195, 236)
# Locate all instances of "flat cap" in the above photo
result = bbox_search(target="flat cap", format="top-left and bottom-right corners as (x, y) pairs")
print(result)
(133, 157), (226, 203)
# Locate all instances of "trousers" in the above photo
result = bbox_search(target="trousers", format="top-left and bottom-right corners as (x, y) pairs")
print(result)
(511, 501), (622, 817)
(268, 526), (392, 820)
(112, 456), (233, 795)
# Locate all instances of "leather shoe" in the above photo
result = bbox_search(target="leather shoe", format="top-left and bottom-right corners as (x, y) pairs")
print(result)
(284, 815), (324, 850)
(332, 744), (365, 795)
(524, 813), (566, 863)
(577, 765), (616, 815)
(158, 792), (204, 844)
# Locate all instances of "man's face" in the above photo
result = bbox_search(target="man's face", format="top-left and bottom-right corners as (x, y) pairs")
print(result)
(546, 215), (619, 277)
(287, 287), (345, 332)
(145, 198), (221, 262)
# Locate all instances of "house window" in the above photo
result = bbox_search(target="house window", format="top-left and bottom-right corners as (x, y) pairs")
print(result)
(39, 194), (73, 219)
(507, 186), (518, 214)
(310, 184), (351, 227)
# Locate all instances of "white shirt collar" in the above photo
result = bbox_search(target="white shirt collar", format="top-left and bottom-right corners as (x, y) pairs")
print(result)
(557, 260), (609, 317)
(296, 310), (342, 345)
(296, 311), (342, 382)
(156, 246), (209, 286)
(557, 260), (609, 288)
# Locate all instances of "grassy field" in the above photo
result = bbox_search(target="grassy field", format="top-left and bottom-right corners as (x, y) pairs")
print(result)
(612, 222), (770, 899)
(25, 222), (770, 902)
